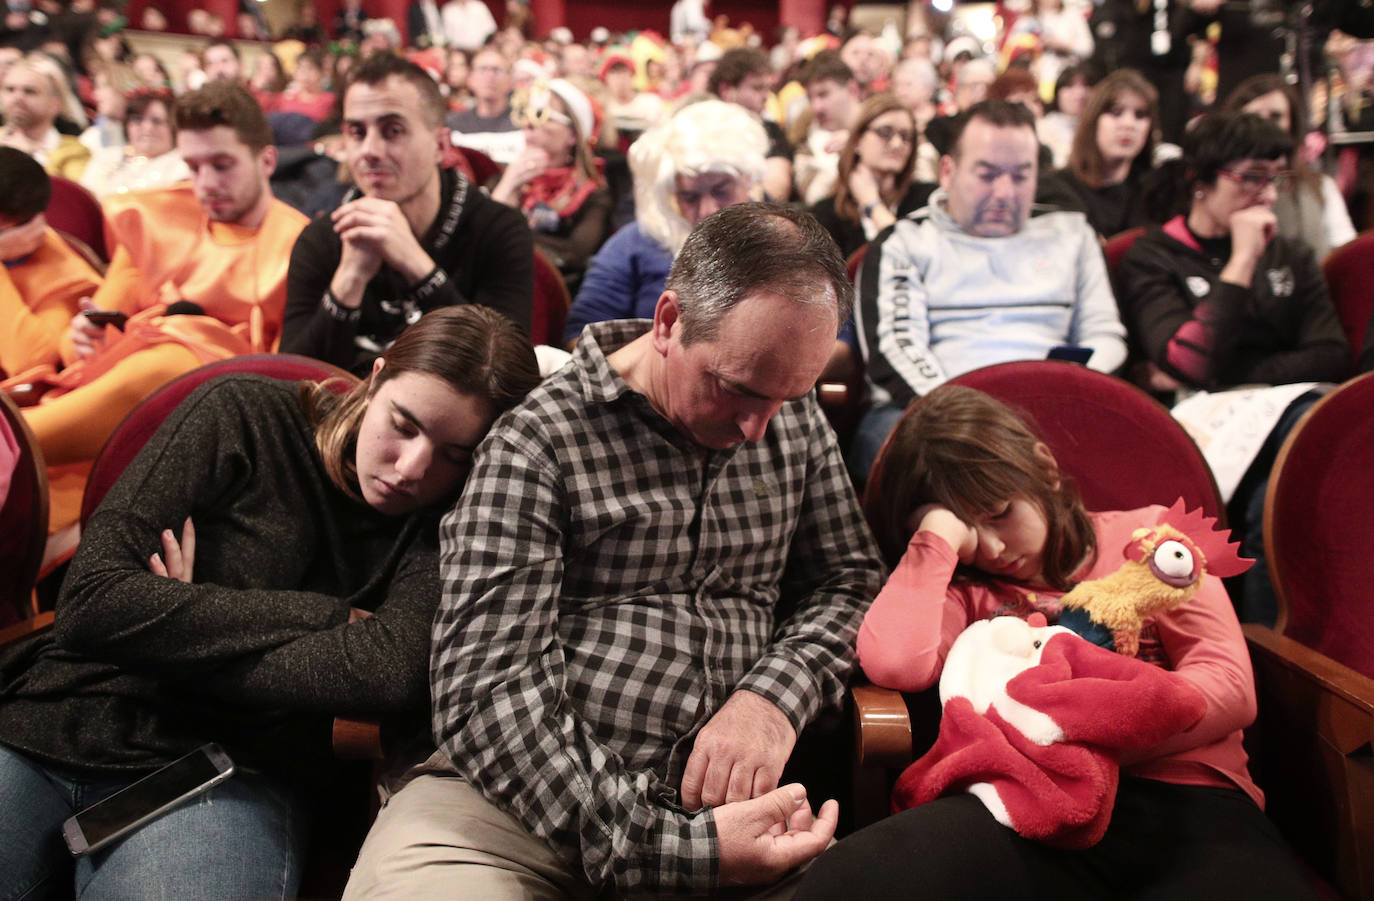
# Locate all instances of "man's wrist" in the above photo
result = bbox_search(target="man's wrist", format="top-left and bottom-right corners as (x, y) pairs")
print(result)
(322, 288), (361, 323)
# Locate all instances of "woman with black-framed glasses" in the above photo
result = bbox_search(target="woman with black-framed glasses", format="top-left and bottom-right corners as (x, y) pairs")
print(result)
(1115, 111), (1348, 625)
(807, 92), (936, 259)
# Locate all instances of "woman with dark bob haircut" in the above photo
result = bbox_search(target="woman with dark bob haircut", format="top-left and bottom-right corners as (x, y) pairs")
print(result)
(0, 305), (541, 899)
(1116, 111), (1347, 625)
(794, 383), (1317, 901)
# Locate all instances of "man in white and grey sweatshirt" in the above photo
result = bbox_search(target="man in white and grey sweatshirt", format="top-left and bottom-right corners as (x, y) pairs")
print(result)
(851, 99), (1127, 483)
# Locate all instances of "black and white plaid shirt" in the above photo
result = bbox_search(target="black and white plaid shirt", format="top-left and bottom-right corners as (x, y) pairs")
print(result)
(430, 319), (883, 894)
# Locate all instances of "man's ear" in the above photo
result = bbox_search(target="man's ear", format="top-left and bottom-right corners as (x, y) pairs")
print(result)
(258, 143), (278, 180)
(433, 123), (449, 165)
(1033, 441), (1061, 490)
(650, 290), (681, 356)
(938, 152), (954, 190)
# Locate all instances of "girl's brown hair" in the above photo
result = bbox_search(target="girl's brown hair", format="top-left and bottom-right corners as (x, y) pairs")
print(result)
(1068, 69), (1158, 188)
(834, 92), (918, 223)
(303, 305), (541, 502)
(862, 385), (1096, 589)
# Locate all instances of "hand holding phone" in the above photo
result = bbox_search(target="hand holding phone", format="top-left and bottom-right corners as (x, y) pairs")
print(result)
(62, 743), (235, 856)
(83, 309), (129, 330)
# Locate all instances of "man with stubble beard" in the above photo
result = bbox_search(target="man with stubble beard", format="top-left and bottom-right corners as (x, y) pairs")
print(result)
(282, 54), (532, 375)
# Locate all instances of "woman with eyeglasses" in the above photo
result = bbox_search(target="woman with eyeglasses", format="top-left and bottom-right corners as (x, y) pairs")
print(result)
(1222, 74), (1357, 261)
(808, 93), (935, 259)
(1117, 111), (1346, 396)
(1117, 111), (1347, 625)
(1037, 69), (1157, 239)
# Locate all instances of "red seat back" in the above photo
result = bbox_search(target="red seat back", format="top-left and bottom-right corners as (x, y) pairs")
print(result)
(949, 361), (1224, 520)
(531, 246), (570, 348)
(455, 145), (501, 186)
(1264, 372), (1374, 679)
(80, 354), (357, 527)
(1321, 230), (1374, 375)
(47, 176), (108, 263)
(0, 390), (47, 626)
(1103, 226), (1147, 272)
(846, 244), (868, 283)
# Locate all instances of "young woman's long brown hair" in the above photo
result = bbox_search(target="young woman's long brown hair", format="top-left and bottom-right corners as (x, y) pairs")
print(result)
(1068, 69), (1158, 188)
(304, 306), (541, 501)
(834, 93), (919, 223)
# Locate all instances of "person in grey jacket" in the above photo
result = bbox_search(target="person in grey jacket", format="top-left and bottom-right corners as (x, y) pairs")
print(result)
(852, 100), (1127, 484)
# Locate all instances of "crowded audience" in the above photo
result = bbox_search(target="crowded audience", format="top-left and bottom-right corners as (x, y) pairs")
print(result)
(0, 2), (1372, 898)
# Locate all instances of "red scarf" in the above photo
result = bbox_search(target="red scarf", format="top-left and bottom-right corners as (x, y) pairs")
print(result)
(521, 160), (604, 222)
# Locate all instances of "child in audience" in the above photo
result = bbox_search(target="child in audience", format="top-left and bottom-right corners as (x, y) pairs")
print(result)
(0, 307), (541, 900)
(795, 384), (1314, 901)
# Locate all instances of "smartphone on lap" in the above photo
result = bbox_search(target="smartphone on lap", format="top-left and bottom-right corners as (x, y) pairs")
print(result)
(61, 743), (235, 856)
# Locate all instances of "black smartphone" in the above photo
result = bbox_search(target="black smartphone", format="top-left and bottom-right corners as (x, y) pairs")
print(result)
(1047, 345), (1094, 365)
(61, 743), (235, 856)
(83, 310), (129, 330)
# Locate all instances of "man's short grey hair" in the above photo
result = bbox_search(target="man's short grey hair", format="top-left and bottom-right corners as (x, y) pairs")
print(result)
(666, 203), (852, 346)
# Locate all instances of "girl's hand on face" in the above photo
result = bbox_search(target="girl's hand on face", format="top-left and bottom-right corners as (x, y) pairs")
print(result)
(909, 503), (979, 564)
(149, 517), (196, 583)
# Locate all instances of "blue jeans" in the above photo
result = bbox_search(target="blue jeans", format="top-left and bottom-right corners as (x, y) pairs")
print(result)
(848, 402), (906, 493)
(0, 742), (307, 901)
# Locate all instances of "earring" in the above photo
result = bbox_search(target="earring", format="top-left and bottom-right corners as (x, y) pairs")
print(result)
(1193, 189), (1204, 199)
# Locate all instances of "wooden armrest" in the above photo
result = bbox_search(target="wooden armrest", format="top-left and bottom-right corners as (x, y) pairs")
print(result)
(1243, 623), (1374, 899)
(1244, 624), (1374, 730)
(817, 381), (850, 408)
(332, 717), (384, 760)
(0, 610), (54, 649)
(851, 682), (914, 770)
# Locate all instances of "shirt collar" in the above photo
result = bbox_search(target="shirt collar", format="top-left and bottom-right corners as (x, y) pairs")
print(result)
(571, 318), (650, 405)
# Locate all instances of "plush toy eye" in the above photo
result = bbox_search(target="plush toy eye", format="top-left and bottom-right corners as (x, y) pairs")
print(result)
(1150, 540), (1196, 586)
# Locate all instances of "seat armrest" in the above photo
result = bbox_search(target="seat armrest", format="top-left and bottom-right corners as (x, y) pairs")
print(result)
(1242, 623), (1374, 900)
(1243, 624), (1374, 728)
(332, 717), (384, 760)
(851, 682), (914, 770)
(0, 610), (54, 648)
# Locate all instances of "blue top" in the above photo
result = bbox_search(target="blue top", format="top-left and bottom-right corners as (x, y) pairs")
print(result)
(565, 220), (859, 351)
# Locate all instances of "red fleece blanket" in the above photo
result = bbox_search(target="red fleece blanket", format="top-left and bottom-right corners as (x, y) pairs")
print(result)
(892, 631), (1206, 848)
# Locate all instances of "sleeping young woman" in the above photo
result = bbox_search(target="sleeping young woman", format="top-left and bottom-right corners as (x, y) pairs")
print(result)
(794, 384), (1315, 901)
(0, 305), (541, 900)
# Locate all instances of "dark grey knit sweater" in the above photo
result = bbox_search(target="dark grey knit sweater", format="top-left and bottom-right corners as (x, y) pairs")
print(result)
(0, 375), (441, 779)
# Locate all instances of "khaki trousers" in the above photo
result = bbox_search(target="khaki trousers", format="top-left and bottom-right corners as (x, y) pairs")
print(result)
(341, 773), (808, 900)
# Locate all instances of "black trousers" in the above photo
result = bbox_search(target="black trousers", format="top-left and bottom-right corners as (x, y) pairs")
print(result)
(795, 777), (1316, 901)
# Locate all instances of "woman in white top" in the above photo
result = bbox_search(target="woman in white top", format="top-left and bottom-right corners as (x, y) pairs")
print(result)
(1224, 73), (1357, 261)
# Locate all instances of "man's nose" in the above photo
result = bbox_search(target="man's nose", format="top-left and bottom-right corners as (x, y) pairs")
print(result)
(736, 402), (783, 443)
(991, 174), (1017, 200)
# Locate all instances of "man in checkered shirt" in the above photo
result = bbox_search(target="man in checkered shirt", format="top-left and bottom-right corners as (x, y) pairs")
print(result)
(343, 203), (884, 899)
